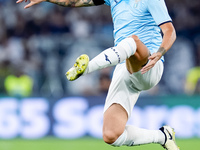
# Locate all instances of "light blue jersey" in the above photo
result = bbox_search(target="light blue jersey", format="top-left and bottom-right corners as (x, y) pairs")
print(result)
(104, 0), (172, 61)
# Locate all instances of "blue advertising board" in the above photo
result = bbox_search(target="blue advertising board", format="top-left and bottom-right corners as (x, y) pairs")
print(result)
(0, 95), (200, 139)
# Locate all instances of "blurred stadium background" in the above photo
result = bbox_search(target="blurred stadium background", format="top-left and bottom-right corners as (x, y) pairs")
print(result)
(0, 0), (200, 150)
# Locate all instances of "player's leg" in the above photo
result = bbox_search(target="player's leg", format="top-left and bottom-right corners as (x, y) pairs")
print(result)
(103, 62), (179, 149)
(84, 37), (136, 74)
(102, 63), (165, 147)
(103, 103), (166, 146)
(103, 103), (128, 144)
(66, 37), (136, 81)
(66, 34), (151, 81)
(103, 103), (179, 149)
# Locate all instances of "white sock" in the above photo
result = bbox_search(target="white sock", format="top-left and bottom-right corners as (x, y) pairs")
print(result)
(84, 37), (136, 74)
(112, 125), (165, 147)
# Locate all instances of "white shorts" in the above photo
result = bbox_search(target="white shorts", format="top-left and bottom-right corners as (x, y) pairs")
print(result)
(104, 60), (164, 118)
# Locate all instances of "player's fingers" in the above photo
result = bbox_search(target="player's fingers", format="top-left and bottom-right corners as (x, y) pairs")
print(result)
(141, 61), (155, 74)
(144, 60), (155, 68)
(16, 0), (24, 3)
(148, 55), (155, 60)
(24, 2), (35, 9)
(141, 65), (153, 74)
(148, 53), (157, 60)
(141, 65), (151, 74)
(143, 63), (153, 70)
(141, 67), (150, 74)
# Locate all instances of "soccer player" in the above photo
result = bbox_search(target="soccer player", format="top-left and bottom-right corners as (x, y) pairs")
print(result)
(17, 0), (179, 149)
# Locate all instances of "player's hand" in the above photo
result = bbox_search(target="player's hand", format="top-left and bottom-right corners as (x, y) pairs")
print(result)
(141, 52), (162, 74)
(16, 0), (45, 9)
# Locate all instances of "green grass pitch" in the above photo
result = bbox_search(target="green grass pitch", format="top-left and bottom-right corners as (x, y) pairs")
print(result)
(0, 137), (199, 150)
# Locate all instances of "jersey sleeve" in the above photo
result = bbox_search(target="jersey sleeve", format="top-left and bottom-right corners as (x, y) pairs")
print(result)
(147, 0), (172, 26)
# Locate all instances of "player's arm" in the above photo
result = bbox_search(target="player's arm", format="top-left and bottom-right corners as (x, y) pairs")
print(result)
(46, 0), (95, 7)
(16, 0), (100, 9)
(157, 22), (176, 56)
(141, 22), (176, 74)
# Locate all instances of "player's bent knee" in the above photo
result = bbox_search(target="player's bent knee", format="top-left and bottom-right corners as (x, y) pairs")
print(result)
(103, 130), (120, 145)
(103, 129), (127, 147)
(131, 34), (140, 41)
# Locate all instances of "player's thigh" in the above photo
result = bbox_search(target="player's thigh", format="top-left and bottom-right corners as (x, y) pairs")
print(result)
(126, 35), (150, 73)
(103, 103), (128, 142)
